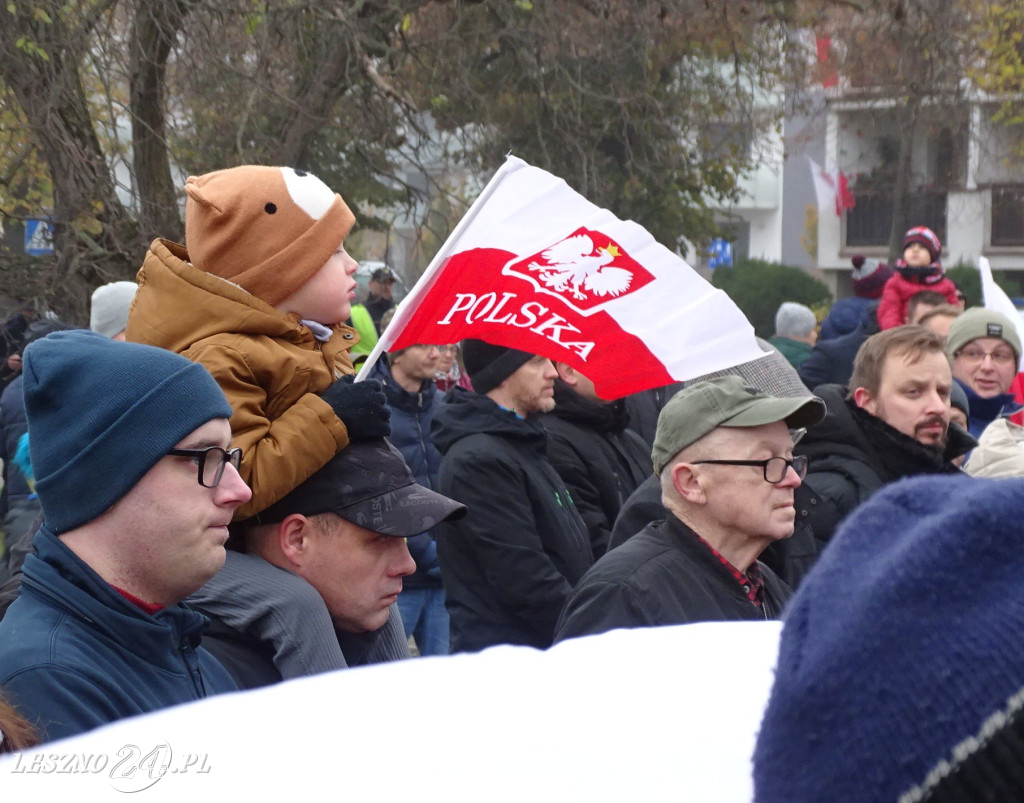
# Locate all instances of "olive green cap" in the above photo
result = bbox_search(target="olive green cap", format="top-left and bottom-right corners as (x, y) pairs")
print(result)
(651, 375), (826, 475)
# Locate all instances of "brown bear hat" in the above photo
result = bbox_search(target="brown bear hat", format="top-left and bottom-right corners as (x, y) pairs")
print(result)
(184, 166), (355, 308)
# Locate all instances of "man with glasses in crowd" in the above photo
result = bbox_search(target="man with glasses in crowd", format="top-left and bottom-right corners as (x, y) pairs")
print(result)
(0, 331), (249, 742)
(945, 308), (1022, 438)
(796, 325), (975, 550)
(554, 376), (824, 642)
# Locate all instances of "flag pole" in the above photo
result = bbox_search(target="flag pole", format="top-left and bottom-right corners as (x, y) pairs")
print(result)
(355, 156), (527, 381)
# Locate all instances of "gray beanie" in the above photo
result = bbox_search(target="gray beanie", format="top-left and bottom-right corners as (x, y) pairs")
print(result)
(946, 307), (1022, 364)
(774, 302), (817, 338)
(90, 281), (137, 338)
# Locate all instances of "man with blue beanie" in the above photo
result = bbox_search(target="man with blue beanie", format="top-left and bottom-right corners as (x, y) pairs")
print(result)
(0, 330), (250, 743)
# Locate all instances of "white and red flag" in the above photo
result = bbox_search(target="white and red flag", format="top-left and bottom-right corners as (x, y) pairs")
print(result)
(358, 156), (764, 400)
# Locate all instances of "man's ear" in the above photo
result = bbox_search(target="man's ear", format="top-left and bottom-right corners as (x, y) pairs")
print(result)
(278, 514), (314, 568)
(554, 361), (575, 386)
(671, 462), (706, 505)
(852, 386), (875, 413)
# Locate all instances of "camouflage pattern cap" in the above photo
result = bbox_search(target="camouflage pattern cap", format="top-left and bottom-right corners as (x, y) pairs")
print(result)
(257, 439), (466, 537)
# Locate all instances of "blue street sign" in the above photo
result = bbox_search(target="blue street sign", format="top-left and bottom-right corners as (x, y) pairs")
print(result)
(707, 237), (733, 270)
(24, 218), (54, 256)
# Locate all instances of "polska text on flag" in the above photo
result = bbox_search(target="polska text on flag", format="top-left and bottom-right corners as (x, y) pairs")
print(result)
(360, 156), (764, 400)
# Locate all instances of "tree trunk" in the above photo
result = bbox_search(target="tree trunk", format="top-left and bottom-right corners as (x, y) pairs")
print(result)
(0, 3), (141, 323)
(887, 99), (919, 266)
(131, 0), (196, 245)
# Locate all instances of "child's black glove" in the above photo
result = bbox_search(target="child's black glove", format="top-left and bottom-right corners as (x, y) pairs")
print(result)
(320, 375), (390, 440)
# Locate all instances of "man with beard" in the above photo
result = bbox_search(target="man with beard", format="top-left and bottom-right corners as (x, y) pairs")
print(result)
(540, 362), (652, 559)
(797, 325), (975, 548)
(432, 340), (593, 653)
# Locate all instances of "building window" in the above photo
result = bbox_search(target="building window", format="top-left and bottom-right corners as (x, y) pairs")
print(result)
(991, 185), (1024, 247)
(845, 187), (946, 248)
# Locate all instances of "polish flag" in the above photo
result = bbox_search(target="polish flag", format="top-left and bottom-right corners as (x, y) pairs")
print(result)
(807, 156), (855, 217)
(358, 156), (764, 400)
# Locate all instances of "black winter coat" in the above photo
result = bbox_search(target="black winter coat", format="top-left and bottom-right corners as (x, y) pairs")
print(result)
(609, 473), (822, 591)
(623, 382), (684, 449)
(554, 515), (791, 642)
(796, 384), (974, 546)
(431, 388), (594, 653)
(541, 381), (652, 559)
(798, 307), (879, 391)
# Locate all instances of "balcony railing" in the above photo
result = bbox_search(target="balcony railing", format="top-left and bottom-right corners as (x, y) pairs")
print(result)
(845, 188), (947, 249)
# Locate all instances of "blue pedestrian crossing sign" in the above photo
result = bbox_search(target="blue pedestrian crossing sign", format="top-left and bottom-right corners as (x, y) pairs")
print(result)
(706, 238), (733, 270)
(24, 218), (54, 256)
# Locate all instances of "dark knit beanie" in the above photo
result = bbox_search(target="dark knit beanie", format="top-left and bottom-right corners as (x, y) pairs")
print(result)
(23, 330), (233, 534)
(753, 475), (1024, 802)
(461, 339), (535, 395)
(185, 166), (355, 308)
(850, 256), (893, 299)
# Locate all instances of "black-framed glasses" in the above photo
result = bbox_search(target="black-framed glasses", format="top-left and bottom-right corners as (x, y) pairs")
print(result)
(167, 446), (243, 488)
(692, 454), (809, 484)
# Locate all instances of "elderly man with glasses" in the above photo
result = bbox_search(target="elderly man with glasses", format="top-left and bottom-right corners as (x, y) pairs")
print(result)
(945, 308), (1023, 438)
(554, 376), (825, 642)
(0, 331), (249, 743)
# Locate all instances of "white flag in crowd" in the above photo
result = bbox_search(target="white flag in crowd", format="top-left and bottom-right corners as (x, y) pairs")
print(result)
(978, 256), (1024, 370)
(359, 156), (763, 400)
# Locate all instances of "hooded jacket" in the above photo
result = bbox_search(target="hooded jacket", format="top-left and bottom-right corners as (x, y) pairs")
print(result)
(818, 296), (876, 341)
(540, 380), (652, 558)
(127, 239), (358, 518)
(796, 384), (974, 546)
(431, 388), (594, 653)
(0, 527), (235, 743)
(799, 306), (880, 391)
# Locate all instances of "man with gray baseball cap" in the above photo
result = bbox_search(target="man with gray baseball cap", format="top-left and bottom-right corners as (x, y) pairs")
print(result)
(555, 376), (825, 642)
(190, 439), (466, 687)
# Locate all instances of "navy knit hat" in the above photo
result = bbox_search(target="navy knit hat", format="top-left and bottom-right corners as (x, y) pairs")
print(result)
(461, 339), (535, 395)
(23, 330), (233, 534)
(753, 474), (1024, 802)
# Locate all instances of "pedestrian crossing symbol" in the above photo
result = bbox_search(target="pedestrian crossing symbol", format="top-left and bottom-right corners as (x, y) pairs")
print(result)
(25, 218), (54, 256)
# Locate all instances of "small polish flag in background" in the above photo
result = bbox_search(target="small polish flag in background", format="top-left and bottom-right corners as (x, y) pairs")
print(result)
(358, 156), (764, 400)
(807, 155), (855, 217)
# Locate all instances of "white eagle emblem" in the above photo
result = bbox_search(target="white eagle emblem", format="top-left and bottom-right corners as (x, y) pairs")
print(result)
(527, 233), (633, 301)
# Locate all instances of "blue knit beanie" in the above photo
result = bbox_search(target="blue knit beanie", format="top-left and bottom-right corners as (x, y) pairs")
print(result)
(754, 474), (1024, 801)
(23, 330), (233, 534)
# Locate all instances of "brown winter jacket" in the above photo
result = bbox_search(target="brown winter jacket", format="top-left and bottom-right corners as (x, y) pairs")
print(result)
(127, 238), (359, 519)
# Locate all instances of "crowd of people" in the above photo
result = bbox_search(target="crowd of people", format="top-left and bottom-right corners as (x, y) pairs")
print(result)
(0, 170), (1023, 796)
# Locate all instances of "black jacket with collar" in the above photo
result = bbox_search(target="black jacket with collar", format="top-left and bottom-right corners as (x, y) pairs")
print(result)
(431, 387), (594, 653)
(554, 515), (791, 643)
